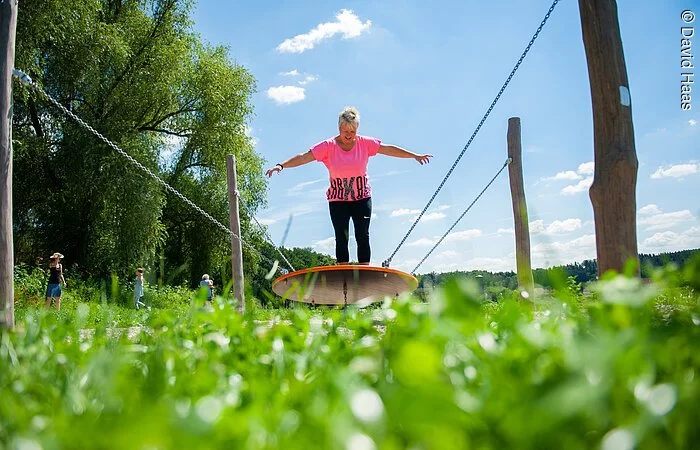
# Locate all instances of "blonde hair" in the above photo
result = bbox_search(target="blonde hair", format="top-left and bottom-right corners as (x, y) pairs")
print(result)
(202, 274), (209, 280)
(338, 106), (360, 129)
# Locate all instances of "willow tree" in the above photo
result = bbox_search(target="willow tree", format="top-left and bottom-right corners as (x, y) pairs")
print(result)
(12, 0), (265, 282)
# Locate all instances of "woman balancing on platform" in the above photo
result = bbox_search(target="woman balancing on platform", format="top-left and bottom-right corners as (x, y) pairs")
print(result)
(266, 107), (432, 265)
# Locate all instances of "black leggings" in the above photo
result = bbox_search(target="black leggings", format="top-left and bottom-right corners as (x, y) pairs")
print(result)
(329, 197), (372, 264)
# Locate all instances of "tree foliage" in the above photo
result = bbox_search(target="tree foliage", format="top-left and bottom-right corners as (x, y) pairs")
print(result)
(12, 0), (265, 285)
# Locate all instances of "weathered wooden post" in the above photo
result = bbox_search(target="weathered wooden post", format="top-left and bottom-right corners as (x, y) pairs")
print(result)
(579, 0), (639, 276)
(0, 0), (18, 328)
(507, 117), (534, 299)
(226, 154), (245, 313)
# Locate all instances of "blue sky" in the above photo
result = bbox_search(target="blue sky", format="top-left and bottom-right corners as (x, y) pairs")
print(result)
(192, 0), (699, 274)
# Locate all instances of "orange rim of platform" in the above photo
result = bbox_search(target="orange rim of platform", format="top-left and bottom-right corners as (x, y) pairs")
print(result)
(272, 264), (418, 290)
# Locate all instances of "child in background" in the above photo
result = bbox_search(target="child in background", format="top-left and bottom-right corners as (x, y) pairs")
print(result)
(208, 277), (215, 301)
(200, 274), (214, 302)
(134, 268), (149, 310)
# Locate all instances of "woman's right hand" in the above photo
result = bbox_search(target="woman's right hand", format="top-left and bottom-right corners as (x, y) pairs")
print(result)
(265, 165), (283, 177)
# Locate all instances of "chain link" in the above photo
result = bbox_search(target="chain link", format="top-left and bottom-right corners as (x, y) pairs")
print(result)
(236, 198), (296, 272)
(384, 0), (561, 267)
(410, 159), (511, 274)
(13, 69), (287, 273)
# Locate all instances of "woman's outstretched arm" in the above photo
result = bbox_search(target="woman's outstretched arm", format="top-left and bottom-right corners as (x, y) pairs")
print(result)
(377, 145), (433, 165)
(265, 151), (316, 177)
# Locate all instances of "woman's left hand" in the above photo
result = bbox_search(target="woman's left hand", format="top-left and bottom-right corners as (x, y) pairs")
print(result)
(415, 154), (433, 165)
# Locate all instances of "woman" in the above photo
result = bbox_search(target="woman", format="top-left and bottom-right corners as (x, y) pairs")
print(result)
(134, 268), (146, 310)
(45, 252), (67, 310)
(266, 106), (432, 265)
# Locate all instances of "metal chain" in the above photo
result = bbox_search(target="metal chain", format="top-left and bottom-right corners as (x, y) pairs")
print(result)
(236, 196), (296, 272)
(13, 69), (288, 273)
(410, 158), (511, 274)
(383, 0), (561, 268)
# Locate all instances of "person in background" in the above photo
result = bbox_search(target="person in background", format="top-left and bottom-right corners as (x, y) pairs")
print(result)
(45, 252), (67, 310)
(134, 268), (148, 310)
(200, 274), (214, 302)
(266, 106), (432, 265)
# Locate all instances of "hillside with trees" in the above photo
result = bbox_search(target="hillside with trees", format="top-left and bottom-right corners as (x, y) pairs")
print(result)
(416, 248), (700, 301)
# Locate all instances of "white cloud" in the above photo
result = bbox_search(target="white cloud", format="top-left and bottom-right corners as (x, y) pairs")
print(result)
(548, 170), (581, 181)
(689, 119), (697, 127)
(432, 256), (515, 273)
(531, 234), (597, 267)
(497, 227), (514, 234)
(392, 258), (420, 273)
(407, 229), (481, 247)
(533, 234), (596, 253)
(525, 146), (543, 154)
(391, 208), (420, 217)
(529, 218), (582, 234)
(464, 257), (514, 272)
(298, 75), (318, 86)
(545, 218), (582, 234)
(561, 176), (593, 195)
(437, 205), (452, 211)
(541, 161), (592, 187)
(445, 229), (482, 242)
(410, 212), (446, 222)
(406, 238), (436, 247)
(638, 209), (695, 231)
(256, 202), (321, 228)
(266, 86), (306, 105)
(638, 204), (662, 215)
(276, 9), (372, 54)
(280, 70), (300, 76)
(312, 237), (336, 254)
(650, 163), (699, 179)
(286, 178), (327, 197)
(640, 227), (700, 252)
(577, 161), (594, 175)
(243, 124), (258, 148)
(529, 220), (546, 234)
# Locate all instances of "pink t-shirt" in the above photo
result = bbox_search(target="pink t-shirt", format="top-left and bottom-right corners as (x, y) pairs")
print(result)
(310, 135), (382, 202)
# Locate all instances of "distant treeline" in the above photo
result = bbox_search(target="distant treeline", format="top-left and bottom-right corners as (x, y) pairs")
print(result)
(416, 248), (700, 299)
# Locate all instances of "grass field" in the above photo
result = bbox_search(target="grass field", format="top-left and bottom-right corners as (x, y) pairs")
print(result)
(2, 261), (700, 449)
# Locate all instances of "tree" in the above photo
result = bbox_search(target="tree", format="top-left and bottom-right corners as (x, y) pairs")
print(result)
(12, 0), (263, 283)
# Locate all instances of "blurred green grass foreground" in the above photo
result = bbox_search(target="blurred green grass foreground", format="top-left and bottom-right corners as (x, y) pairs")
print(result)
(2, 257), (700, 450)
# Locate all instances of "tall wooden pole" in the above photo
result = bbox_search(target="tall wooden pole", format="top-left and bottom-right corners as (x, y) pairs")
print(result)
(507, 117), (534, 299)
(579, 0), (639, 277)
(0, 0), (18, 328)
(226, 154), (245, 313)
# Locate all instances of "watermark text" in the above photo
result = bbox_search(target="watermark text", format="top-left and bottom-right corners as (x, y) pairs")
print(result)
(681, 10), (695, 110)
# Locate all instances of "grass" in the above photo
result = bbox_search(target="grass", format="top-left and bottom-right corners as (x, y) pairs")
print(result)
(1, 263), (700, 449)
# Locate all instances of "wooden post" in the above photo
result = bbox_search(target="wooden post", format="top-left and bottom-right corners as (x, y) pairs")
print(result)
(226, 154), (245, 313)
(0, 0), (18, 328)
(579, 0), (639, 277)
(507, 117), (534, 299)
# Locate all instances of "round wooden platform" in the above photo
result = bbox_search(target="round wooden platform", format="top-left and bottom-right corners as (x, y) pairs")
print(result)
(271, 265), (418, 305)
